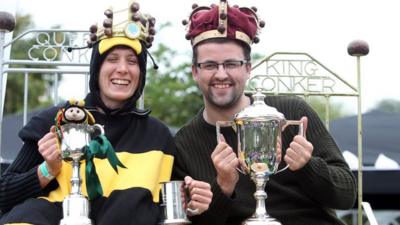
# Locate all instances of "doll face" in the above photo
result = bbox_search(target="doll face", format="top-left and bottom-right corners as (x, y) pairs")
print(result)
(64, 106), (86, 123)
(98, 46), (141, 109)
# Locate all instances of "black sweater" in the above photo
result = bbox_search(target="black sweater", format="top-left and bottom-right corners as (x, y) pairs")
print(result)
(173, 95), (356, 225)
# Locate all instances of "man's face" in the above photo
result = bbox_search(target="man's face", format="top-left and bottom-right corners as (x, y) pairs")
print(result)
(192, 41), (251, 109)
(98, 47), (141, 109)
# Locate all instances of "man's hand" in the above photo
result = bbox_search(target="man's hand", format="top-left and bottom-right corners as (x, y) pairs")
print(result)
(284, 117), (313, 171)
(184, 176), (213, 216)
(211, 134), (239, 196)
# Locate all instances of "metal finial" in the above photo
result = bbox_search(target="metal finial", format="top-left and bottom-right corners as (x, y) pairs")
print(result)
(252, 87), (266, 104)
(0, 11), (16, 32)
(347, 40), (369, 56)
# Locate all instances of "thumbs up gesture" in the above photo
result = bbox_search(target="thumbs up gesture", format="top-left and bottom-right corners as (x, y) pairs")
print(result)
(284, 117), (314, 171)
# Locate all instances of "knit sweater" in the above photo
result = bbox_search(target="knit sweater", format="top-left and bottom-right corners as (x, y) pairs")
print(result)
(173, 95), (356, 225)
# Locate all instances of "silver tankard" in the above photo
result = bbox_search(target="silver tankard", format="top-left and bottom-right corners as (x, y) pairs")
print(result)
(160, 180), (199, 225)
(216, 88), (304, 225)
(59, 123), (104, 225)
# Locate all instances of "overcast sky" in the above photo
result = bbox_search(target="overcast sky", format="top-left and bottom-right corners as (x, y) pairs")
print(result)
(2, 0), (400, 114)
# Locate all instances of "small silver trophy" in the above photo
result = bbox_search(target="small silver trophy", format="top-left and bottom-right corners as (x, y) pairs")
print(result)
(59, 123), (104, 225)
(216, 88), (304, 225)
(160, 180), (199, 225)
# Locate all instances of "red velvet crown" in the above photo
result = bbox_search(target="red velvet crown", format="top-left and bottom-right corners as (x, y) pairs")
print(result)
(183, 0), (265, 47)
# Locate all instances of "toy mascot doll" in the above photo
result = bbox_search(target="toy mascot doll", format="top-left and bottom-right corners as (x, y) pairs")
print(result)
(55, 99), (125, 200)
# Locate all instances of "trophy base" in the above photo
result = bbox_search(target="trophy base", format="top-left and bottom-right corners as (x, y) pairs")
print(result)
(60, 217), (93, 225)
(61, 194), (92, 225)
(160, 218), (191, 225)
(242, 216), (282, 225)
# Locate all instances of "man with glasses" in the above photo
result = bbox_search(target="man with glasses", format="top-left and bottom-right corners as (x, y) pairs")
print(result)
(173, 1), (356, 225)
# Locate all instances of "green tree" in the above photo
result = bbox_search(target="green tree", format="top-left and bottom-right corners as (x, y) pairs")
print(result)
(142, 22), (202, 128)
(374, 99), (400, 113)
(144, 43), (202, 128)
(5, 14), (59, 114)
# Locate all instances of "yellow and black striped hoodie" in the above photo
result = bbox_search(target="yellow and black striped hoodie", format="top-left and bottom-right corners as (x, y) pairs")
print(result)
(0, 95), (175, 225)
(0, 40), (175, 225)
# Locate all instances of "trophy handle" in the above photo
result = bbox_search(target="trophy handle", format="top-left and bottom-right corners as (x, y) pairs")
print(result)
(216, 121), (235, 142)
(88, 124), (105, 137)
(216, 121), (246, 174)
(276, 120), (305, 174)
(285, 120), (305, 137)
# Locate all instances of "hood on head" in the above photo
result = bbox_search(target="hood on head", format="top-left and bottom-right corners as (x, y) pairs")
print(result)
(84, 1), (156, 115)
(88, 39), (148, 114)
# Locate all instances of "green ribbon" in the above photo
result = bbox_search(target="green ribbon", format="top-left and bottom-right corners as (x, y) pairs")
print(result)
(85, 134), (126, 200)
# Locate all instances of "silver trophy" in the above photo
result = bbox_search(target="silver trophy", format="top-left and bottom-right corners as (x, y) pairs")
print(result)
(59, 123), (104, 225)
(216, 88), (304, 225)
(160, 180), (197, 225)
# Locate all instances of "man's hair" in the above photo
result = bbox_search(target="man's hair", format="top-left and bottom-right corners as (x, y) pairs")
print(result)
(192, 38), (251, 65)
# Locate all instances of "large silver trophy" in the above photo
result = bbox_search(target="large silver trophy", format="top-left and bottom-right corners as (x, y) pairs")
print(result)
(216, 88), (304, 225)
(59, 123), (104, 225)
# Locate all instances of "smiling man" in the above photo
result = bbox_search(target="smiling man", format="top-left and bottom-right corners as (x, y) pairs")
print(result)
(172, 1), (356, 225)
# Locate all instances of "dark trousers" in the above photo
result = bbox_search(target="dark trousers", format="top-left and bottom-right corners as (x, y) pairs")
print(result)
(0, 198), (62, 225)
(0, 189), (161, 225)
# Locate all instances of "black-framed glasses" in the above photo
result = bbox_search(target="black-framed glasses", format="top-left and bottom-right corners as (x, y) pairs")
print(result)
(196, 60), (248, 71)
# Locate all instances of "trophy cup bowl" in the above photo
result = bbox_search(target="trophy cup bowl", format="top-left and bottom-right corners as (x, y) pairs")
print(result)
(216, 89), (303, 225)
(59, 123), (104, 225)
(238, 119), (283, 225)
(60, 124), (91, 160)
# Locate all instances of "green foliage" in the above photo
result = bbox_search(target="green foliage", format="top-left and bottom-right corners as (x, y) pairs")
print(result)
(144, 43), (203, 127)
(5, 14), (58, 114)
(374, 99), (400, 113)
